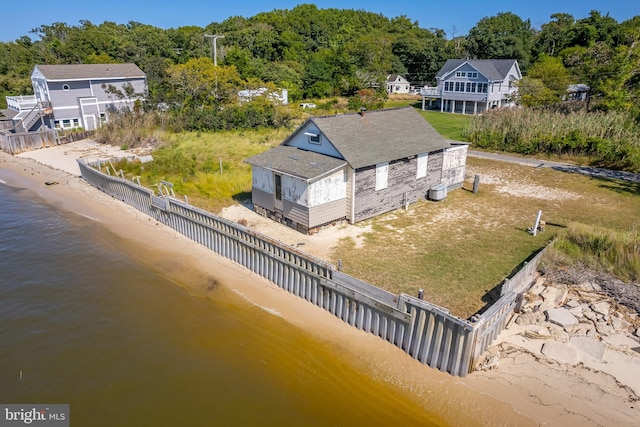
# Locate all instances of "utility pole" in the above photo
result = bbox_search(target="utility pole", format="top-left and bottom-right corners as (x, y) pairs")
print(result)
(204, 34), (225, 66)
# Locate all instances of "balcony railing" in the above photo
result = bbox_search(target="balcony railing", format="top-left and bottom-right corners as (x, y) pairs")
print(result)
(6, 95), (37, 111)
(419, 87), (441, 97)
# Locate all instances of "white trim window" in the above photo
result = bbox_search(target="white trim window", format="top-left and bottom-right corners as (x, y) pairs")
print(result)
(375, 162), (389, 191)
(304, 131), (321, 144)
(416, 154), (428, 179)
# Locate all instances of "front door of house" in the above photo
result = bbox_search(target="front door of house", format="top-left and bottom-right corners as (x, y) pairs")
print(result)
(83, 115), (96, 130)
(78, 97), (99, 130)
(274, 174), (283, 212)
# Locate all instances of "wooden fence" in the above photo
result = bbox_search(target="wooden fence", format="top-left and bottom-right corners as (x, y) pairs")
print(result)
(0, 129), (58, 154)
(77, 159), (545, 376)
(0, 129), (95, 155)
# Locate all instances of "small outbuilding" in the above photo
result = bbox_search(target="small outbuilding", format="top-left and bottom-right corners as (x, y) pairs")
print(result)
(246, 107), (468, 233)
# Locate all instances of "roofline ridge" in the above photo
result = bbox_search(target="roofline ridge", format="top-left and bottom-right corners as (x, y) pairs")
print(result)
(311, 106), (413, 120)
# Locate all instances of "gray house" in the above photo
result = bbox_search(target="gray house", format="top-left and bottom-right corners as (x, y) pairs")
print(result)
(246, 107), (468, 233)
(421, 59), (521, 114)
(6, 63), (146, 132)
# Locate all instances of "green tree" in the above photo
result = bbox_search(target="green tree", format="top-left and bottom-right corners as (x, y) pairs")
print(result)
(535, 13), (575, 56)
(467, 12), (534, 69)
(168, 58), (243, 109)
(567, 11), (619, 48)
(517, 77), (557, 106)
(392, 28), (449, 83)
(527, 54), (572, 94)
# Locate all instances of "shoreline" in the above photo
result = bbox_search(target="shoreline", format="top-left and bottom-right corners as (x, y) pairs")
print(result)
(2, 142), (639, 426)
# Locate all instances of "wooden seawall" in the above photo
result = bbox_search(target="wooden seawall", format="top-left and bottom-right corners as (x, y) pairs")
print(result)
(78, 159), (545, 376)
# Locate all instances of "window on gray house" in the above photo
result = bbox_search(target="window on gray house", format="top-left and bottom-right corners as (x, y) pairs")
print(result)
(375, 162), (388, 191)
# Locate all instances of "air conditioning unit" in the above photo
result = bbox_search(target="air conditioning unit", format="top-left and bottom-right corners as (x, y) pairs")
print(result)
(428, 183), (447, 201)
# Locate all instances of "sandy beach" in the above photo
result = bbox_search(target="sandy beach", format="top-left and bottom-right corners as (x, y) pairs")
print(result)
(2, 140), (639, 426)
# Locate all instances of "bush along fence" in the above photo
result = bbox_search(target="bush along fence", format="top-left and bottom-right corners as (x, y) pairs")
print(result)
(77, 158), (547, 376)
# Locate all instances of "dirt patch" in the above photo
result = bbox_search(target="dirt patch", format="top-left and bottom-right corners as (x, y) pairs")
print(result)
(466, 164), (583, 201)
(219, 202), (371, 261)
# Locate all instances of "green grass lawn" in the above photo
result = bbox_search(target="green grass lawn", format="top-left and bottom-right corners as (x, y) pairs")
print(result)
(331, 158), (640, 317)
(384, 97), (472, 141)
(418, 110), (471, 141)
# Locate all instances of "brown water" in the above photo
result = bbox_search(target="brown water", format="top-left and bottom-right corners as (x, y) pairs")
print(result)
(0, 183), (451, 426)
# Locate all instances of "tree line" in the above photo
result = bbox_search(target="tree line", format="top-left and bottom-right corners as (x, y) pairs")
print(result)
(1, 5), (638, 121)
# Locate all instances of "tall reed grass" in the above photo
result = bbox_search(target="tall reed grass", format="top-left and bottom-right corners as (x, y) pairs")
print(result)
(552, 223), (640, 282)
(113, 127), (291, 212)
(95, 110), (161, 149)
(465, 108), (640, 172)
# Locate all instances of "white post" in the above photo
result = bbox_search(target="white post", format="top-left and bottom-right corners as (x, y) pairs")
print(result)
(532, 210), (542, 236)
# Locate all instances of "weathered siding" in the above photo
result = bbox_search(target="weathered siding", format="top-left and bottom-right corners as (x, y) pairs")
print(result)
(308, 169), (347, 207)
(427, 151), (444, 183)
(255, 169), (347, 229)
(252, 165), (274, 194)
(346, 166), (355, 223)
(286, 122), (343, 158)
(442, 146), (467, 188)
(282, 174), (308, 205)
(354, 151), (443, 222)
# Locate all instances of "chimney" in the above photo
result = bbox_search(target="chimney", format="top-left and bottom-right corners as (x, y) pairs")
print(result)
(359, 106), (367, 117)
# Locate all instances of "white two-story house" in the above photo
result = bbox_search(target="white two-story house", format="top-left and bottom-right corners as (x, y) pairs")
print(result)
(422, 59), (521, 114)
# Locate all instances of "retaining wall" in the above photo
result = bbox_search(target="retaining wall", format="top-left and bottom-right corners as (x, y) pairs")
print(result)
(77, 159), (544, 376)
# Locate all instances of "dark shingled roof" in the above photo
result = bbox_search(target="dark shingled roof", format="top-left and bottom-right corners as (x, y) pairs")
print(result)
(245, 145), (347, 181)
(300, 107), (450, 169)
(34, 64), (146, 81)
(435, 59), (518, 81)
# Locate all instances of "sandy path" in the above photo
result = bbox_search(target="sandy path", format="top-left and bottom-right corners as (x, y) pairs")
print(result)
(3, 140), (639, 426)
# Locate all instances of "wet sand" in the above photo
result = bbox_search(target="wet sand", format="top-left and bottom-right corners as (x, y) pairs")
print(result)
(2, 142), (639, 426)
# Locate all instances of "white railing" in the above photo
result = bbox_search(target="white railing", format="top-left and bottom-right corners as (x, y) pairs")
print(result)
(6, 95), (37, 111)
(420, 86), (441, 97)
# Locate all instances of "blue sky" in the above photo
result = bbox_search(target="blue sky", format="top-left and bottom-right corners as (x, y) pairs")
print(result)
(2, 1), (637, 42)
